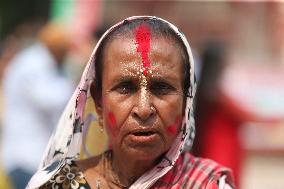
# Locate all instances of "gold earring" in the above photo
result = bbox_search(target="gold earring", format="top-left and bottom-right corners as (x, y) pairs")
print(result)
(98, 117), (104, 133)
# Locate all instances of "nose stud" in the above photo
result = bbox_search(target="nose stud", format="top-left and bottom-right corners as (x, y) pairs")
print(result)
(150, 106), (156, 114)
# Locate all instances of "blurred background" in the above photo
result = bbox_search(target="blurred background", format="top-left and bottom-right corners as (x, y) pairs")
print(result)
(0, 1), (284, 189)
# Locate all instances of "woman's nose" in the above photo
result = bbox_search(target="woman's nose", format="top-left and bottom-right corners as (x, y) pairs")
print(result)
(132, 88), (156, 121)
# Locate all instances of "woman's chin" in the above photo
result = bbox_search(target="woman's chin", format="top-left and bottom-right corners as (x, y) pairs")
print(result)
(120, 139), (166, 161)
(126, 147), (163, 162)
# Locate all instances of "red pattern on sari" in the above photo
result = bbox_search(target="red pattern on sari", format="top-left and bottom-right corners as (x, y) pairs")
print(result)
(151, 152), (235, 189)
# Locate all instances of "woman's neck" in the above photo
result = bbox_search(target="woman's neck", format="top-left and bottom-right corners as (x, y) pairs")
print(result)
(108, 150), (158, 187)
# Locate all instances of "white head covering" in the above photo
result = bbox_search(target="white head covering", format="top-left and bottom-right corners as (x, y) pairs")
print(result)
(27, 16), (196, 189)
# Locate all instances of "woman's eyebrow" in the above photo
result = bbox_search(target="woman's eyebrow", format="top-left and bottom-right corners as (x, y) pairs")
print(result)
(112, 75), (138, 84)
(149, 77), (176, 88)
(149, 77), (169, 83)
(150, 74), (179, 83)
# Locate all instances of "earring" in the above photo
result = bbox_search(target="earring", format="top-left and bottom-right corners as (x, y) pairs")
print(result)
(98, 117), (104, 133)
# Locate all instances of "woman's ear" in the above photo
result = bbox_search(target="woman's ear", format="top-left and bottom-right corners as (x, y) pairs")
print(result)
(90, 82), (103, 117)
(95, 103), (103, 119)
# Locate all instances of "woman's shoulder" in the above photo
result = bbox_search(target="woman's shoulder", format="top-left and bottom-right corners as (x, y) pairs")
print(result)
(39, 160), (91, 189)
(39, 154), (110, 189)
(178, 152), (235, 188)
(181, 152), (231, 172)
(153, 152), (235, 189)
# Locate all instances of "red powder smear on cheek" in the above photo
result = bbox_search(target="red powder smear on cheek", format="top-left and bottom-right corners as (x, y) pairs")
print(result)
(135, 24), (151, 76)
(107, 112), (117, 136)
(167, 116), (182, 135)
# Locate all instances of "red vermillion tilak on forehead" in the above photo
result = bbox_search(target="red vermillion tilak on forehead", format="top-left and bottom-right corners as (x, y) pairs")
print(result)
(135, 24), (151, 76)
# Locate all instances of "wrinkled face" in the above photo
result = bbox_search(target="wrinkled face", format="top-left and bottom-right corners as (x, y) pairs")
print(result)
(98, 27), (184, 161)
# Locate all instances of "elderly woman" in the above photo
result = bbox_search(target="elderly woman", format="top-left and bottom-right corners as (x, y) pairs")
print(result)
(27, 16), (235, 189)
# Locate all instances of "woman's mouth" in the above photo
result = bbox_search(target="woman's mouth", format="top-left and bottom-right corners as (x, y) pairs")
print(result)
(128, 129), (160, 144)
(132, 131), (155, 136)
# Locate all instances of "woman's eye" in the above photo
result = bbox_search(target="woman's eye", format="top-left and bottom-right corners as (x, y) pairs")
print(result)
(113, 82), (136, 94)
(150, 82), (175, 95)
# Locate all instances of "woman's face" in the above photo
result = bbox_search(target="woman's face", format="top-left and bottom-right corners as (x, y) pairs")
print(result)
(99, 29), (184, 161)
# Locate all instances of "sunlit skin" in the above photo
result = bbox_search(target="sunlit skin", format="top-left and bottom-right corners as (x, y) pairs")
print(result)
(98, 33), (185, 185)
(77, 28), (186, 188)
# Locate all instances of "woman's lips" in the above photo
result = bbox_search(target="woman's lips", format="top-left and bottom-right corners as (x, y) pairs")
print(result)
(128, 129), (160, 143)
(132, 131), (155, 136)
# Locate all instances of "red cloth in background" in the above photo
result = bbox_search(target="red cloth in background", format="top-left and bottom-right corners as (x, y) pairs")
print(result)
(194, 103), (242, 188)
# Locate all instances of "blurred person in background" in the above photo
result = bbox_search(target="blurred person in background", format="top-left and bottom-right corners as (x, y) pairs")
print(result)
(1, 22), (74, 189)
(0, 22), (40, 122)
(64, 26), (107, 86)
(193, 41), (242, 188)
(0, 33), (21, 189)
(0, 22), (42, 189)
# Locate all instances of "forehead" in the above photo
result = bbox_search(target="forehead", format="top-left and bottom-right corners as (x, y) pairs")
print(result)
(103, 35), (184, 71)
